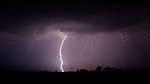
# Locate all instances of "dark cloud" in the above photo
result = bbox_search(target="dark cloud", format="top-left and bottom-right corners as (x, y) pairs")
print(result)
(0, 2), (150, 36)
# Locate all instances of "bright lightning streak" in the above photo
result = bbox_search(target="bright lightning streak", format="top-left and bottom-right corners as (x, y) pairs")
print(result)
(59, 36), (67, 72)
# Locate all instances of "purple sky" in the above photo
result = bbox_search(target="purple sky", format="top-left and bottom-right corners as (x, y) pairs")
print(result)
(0, 2), (150, 71)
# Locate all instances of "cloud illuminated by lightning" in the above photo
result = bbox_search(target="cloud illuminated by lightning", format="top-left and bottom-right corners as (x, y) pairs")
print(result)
(59, 36), (68, 72)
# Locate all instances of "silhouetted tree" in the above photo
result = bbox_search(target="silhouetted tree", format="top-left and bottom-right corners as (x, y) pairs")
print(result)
(76, 69), (80, 72)
(103, 66), (115, 72)
(77, 69), (88, 72)
(43, 70), (48, 72)
(115, 68), (122, 72)
(24, 65), (122, 73)
(95, 66), (102, 72)
(89, 70), (94, 72)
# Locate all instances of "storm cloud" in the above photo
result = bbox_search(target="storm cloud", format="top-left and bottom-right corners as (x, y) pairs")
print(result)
(0, 2), (150, 71)
(0, 2), (150, 36)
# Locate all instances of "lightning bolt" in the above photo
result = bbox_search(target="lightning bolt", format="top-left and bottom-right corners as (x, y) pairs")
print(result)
(80, 35), (96, 57)
(59, 36), (67, 72)
(80, 36), (90, 57)
(34, 31), (40, 41)
(33, 31), (41, 64)
(119, 32), (129, 42)
(89, 36), (97, 57)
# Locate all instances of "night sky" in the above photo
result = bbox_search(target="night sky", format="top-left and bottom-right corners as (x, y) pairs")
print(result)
(0, 1), (150, 72)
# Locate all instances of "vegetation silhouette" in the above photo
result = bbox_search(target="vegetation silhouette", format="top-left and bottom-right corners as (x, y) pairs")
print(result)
(1, 66), (149, 83)
(26, 66), (122, 73)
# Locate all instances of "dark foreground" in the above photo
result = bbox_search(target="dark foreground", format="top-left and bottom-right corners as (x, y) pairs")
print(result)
(0, 71), (150, 83)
